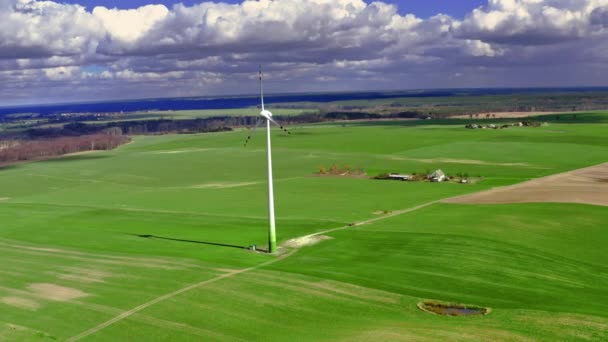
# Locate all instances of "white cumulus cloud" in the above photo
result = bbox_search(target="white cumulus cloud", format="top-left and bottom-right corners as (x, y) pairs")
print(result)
(1, 0), (608, 105)
(93, 4), (169, 43)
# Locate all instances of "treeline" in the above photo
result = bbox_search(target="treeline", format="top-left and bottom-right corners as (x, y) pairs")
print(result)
(9, 111), (423, 140)
(0, 134), (130, 164)
(267, 110), (422, 126)
(66, 119), (236, 136)
(322, 111), (421, 120)
(19, 119), (233, 139)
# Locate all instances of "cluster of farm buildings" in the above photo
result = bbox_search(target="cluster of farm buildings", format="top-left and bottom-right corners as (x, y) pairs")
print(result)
(465, 121), (542, 129)
(384, 169), (450, 183)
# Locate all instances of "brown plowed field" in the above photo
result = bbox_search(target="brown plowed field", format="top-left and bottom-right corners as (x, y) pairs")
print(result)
(444, 163), (608, 206)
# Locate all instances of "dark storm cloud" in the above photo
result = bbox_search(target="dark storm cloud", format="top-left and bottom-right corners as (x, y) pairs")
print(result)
(591, 6), (608, 27)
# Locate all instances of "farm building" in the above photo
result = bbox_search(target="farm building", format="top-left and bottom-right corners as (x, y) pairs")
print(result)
(387, 173), (411, 181)
(429, 169), (446, 182)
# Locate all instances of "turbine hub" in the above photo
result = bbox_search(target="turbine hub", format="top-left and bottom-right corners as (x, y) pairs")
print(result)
(260, 110), (273, 119)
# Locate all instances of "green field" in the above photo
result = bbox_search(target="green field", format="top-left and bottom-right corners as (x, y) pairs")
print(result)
(276, 91), (608, 116)
(0, 120), (607, 340)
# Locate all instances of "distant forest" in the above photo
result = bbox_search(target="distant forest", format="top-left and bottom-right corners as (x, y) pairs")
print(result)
(2, 111), (422, 140)
(0, 134), (130, 166)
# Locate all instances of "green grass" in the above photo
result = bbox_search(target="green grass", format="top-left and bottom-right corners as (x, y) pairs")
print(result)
(0, 121), (606, 340)
(271, 203), (608, 312)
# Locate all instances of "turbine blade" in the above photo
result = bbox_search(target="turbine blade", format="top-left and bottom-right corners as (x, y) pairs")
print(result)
(259, 65), (265, 112)
(268, 117), (292, 135)
(244, 119), (263, 147)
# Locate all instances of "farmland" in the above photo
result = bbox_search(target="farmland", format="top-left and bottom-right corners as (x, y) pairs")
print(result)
(273, 90), (608, 116)
(0, 117), (607, 340)
(82, 108), (317, 124)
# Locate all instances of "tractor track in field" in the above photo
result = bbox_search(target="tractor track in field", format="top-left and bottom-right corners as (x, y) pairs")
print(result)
(64, 199), (442, 341)
(64, 251), (295, 342)
(46, 161), (608, 340)
(282, 200), (442, 248)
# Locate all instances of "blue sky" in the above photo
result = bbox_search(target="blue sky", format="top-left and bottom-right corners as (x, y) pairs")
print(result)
(63, 0), (487, 18)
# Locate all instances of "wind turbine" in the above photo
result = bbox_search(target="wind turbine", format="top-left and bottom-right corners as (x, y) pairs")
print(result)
(244, 66), (291, 254)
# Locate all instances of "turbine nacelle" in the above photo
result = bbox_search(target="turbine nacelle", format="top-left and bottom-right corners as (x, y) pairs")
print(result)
(260, 109), (273, 119)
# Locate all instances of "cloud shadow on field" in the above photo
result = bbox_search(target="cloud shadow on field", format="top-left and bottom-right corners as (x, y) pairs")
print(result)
(131, 234), (247, 250)
(278, 131), (317, 136)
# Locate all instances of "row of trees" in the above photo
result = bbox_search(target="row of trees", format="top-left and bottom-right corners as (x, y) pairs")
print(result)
(10, 111), (425, 140)
(317, 164), (365, 176)
(0, 140), (19, 151)
(19, 119), (235, 139)
(0, 134), (130, 164)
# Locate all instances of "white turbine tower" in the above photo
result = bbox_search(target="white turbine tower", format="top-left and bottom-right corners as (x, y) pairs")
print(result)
(244, 66), (291, 254)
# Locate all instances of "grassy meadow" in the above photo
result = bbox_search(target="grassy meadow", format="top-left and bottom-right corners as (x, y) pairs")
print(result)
(0, 118), (607, 340)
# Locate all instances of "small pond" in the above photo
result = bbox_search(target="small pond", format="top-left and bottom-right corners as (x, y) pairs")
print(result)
(418, 301), (490, 316)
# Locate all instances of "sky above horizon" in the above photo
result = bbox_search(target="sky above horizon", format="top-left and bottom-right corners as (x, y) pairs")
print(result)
(2, 0), (608, 105)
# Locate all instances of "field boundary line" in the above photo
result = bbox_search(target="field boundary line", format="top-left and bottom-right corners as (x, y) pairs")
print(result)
(65, 250), (295, 341)
(308, 200), (442, 237)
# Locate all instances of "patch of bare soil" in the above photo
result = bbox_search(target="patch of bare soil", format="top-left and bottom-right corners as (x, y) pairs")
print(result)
(0, 296), (40, 310)
(4, 323), (28, 332)
(450, 111), (570, 119)
(445, 163), (608, 206)
(373, 210), (390, 215)
(213, 268), (240, 274)
(153, 148), (215, 154)
(388, 156), (543, 168)
(58, 267), (112, 283)
(315, 165), (367, 178)
(282, 235), (334, 248)
(27, 283), (88, 301)
(315, 172), (368, 179)
(63, 150), (103, 157)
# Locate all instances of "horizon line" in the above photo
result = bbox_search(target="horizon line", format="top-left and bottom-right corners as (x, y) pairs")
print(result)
(3, 85), (608, 109)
